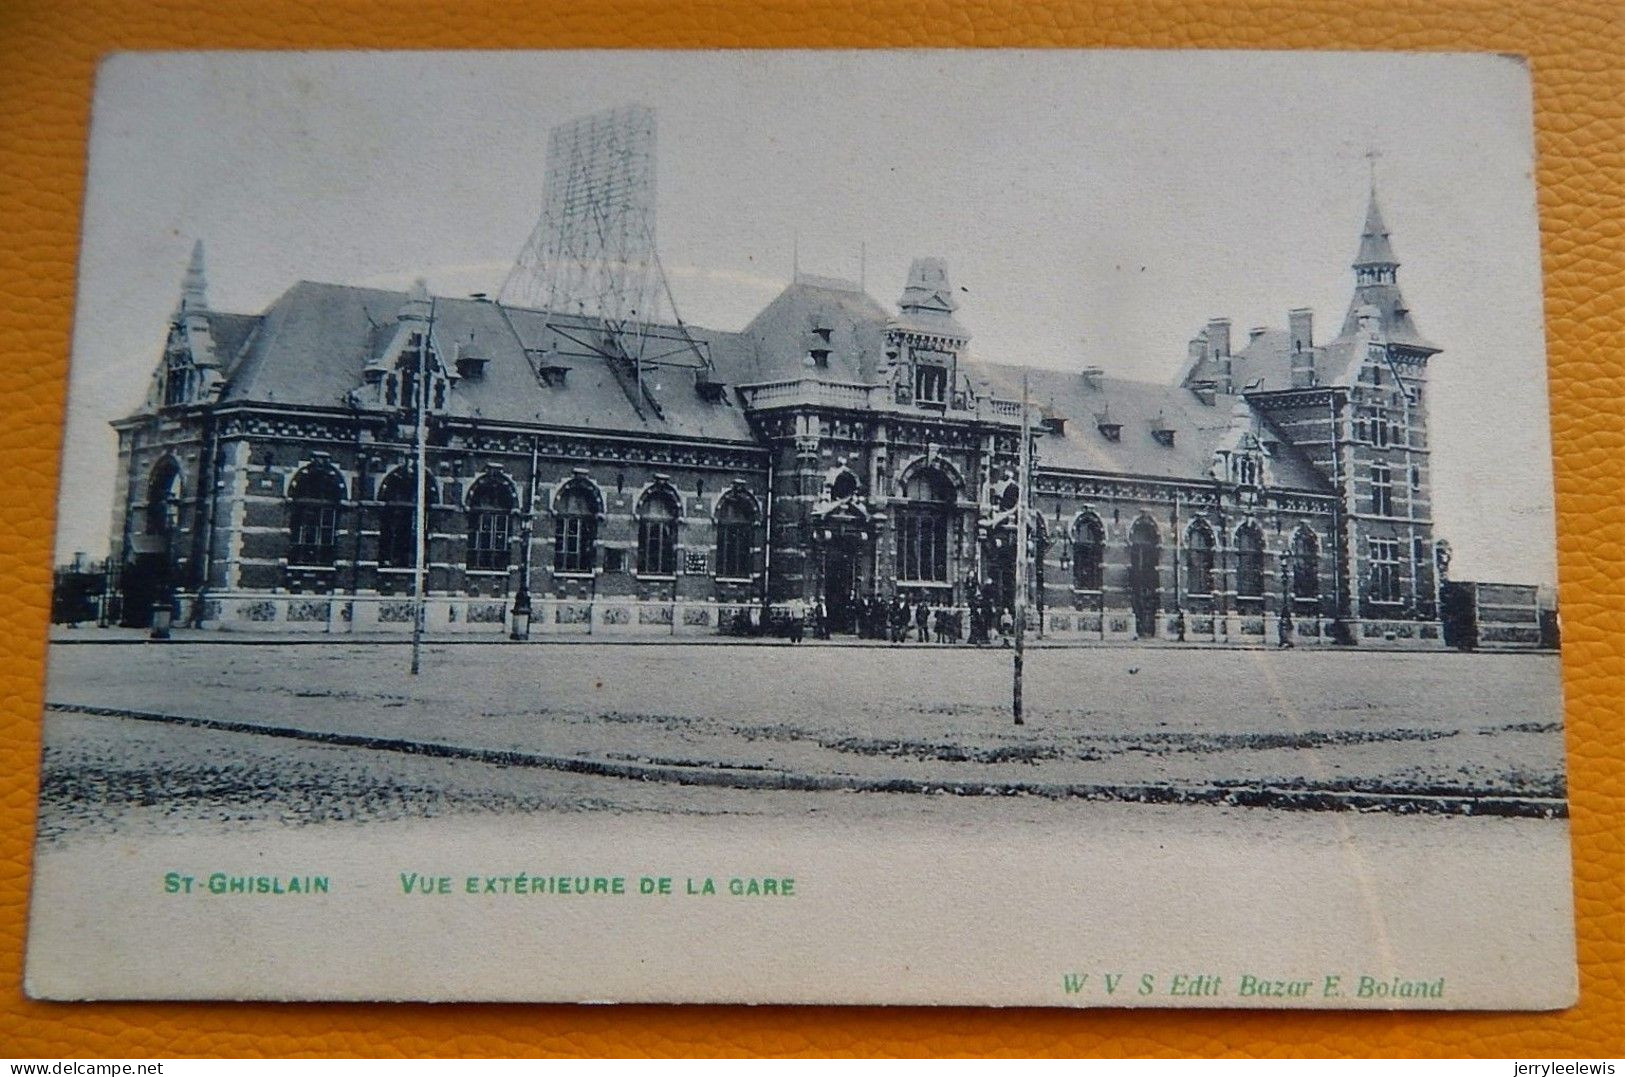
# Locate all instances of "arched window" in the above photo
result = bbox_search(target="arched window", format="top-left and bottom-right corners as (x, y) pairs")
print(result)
(1290, 526), (1320, 600)
(637, 488), (680, 576)
(376, 468), (437, 570)
(288, 465), (344, 566)
(715, 492), (756, 580)
(466, 474), (515, 571)
(1185, 519), (1215, 596)
(145, 458), (183, 537)
(552, 482), (599, 574)
(1071, 513), (1104, 591)
(1235, 522), (1265, 599)
(897, 467), (954, 582)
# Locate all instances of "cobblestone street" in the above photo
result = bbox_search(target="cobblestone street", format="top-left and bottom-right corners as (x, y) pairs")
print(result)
(36, 639), (1566, 841)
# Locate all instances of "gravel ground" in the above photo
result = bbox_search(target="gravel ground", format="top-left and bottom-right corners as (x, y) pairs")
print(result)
(35, 641), (1567, 842)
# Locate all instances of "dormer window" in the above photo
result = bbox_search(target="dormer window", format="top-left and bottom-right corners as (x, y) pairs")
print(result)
(1041, 413), (1066, 435)
(538, 361), (570, 388)
(1097, 422), (1122, 442)
(1152, 427), (1176, 447)
(456, 352), (488, 380)
(696, 373), (728, 402)
(807, 348), (831, 368)
(813, 326), (832, 344)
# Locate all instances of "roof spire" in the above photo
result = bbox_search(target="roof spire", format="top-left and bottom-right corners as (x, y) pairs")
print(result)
(178, 239), (208, 315)
(1354, 180), (1399, 270)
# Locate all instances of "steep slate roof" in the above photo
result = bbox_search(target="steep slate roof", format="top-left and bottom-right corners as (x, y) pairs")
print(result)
(1338, 281), (1437, 352)
(194, 274), (1331, 493)
(1214, 328), (1365, 393)
(216, 281), (757, 444)
(205, 311), (262, 374)
(1355, 189), (1399, 266)
(735, 275), (893, 385)
(972, 361), (1330, 492)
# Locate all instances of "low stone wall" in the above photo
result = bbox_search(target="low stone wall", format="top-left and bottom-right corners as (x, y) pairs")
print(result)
(194, 592), (750, 637)
(181, 592), (1444, 647)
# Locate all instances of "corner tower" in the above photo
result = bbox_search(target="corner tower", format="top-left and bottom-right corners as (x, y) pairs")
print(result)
(1338, 184), (1443, 642)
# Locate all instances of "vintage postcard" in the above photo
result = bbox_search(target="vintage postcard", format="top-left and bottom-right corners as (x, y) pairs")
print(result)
(27, 50), (1574, 1007)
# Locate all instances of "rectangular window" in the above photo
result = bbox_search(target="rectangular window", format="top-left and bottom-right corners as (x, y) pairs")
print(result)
(1410, 465), (1421, 492)
(290, 506), (338, 566)
(897, 510), (949, 582)
(379, 505), (415, 568)
(716, 522), (753, 579)
(1369, 538), (1400, 603)
(553, 516), (593, 573)
(638, 520), (676, 576)
(469, 512), (511, 570)
(1371, 464), (1393, 516)
(914, 364), (947, 406)
(1413, 536), (1427, 571)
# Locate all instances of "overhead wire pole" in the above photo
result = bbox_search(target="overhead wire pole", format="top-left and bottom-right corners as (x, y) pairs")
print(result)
(1013, 373), (1030, 725)
(410, 298), (434, 676)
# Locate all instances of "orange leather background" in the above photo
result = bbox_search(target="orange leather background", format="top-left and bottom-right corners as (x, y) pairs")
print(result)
(1, 0), (1619, 1058)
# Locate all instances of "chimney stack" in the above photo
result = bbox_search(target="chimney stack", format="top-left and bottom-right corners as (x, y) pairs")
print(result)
(1289, 308), (1314, 354)
(1205, 318), (1231, 360)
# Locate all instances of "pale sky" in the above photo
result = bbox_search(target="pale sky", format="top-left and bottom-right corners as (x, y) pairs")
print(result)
(61, 50), (1557, 585)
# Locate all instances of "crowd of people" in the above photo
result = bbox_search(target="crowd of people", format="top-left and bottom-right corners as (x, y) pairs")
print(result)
(779, 592), (1018, 646)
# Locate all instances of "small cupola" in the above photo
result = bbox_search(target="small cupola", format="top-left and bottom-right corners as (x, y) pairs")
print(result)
(1151, 411), (1177, 447)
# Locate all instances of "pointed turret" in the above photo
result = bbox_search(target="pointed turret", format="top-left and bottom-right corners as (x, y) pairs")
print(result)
(1354, 186), (1399, 275)
(1338, 184), (1437, 354)
(177, 239), (209, 316)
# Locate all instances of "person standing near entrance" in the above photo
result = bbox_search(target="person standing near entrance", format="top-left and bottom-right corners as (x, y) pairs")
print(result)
(914, 599), (929, 643)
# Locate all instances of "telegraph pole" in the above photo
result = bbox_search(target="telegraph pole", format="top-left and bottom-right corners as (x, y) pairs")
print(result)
(1013, 374), (1030, 725)
(410, 300), (434, 676)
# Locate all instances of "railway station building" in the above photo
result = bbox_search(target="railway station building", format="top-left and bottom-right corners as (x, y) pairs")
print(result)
(107, 189), (1460, 646)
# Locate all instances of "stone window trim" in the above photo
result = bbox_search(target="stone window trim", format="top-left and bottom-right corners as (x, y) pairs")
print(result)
(286, 462), (345, 567)
(1233, 521), (1266, 600)
(1368, 537), (1402, 605)
(1289, 524), (1321, 601)
(553, 481), (600, 574)
(1370, 463), (1394, 517)
(714, 488), (757, 580)
(1069, 511), (1105, 592)
(636, 486), (681, 577)
(465, 472), (517, 572)
(1184, 518), (1217, 596)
